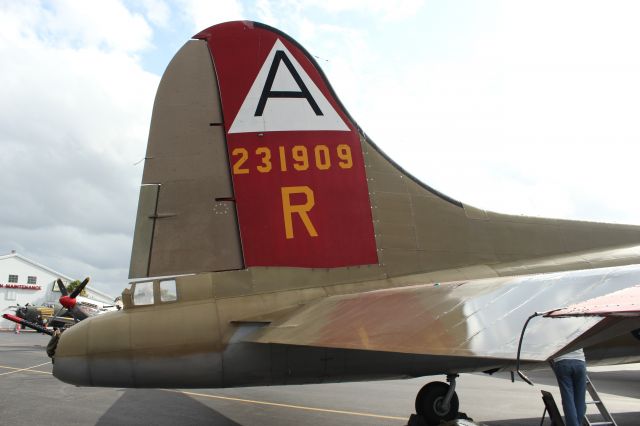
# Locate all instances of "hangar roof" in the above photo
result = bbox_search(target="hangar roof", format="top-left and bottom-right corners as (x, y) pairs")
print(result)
(0, 252), (73, 282)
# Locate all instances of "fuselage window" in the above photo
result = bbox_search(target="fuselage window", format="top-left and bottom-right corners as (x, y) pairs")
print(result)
(159, 280), (177, 302)
(133, 281), (154, 305)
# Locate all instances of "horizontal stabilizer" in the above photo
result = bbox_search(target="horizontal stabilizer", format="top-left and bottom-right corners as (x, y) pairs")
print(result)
(247, 265), (640, 364)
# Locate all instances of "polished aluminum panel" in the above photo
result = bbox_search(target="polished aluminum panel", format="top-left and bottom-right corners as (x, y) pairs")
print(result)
(250, 264), (640, 362)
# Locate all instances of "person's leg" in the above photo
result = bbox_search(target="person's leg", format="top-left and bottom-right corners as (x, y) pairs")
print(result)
(572, 361), (587, 423)
(554, 361), (580, 426)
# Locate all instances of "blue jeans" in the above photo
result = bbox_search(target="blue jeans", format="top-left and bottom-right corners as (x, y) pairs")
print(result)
(553, 359), (587, 426)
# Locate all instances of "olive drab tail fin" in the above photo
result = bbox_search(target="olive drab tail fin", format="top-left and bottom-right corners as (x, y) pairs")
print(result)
(129, 21), (640, 281)
(130, 21), (378, 278)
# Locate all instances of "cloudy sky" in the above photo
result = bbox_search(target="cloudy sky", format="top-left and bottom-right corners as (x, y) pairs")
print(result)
(2, 1), (639, 295)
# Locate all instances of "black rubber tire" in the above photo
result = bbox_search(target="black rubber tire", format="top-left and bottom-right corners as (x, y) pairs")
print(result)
(415, 381), (459, 425)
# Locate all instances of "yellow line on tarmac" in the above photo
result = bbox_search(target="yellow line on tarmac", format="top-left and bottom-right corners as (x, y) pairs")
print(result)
(0, 344), (46, 347)
(165, 389), (406, 421)
(0, 362), (51, 376)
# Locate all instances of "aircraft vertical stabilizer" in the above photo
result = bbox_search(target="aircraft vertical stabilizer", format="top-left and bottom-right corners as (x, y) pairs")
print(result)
(130, 21), (640, 281)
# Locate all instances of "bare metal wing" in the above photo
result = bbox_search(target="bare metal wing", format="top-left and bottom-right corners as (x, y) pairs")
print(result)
(248, 265), (640, 366)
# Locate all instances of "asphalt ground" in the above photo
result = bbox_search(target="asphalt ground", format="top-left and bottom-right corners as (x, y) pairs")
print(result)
(1, 331), (638, 425)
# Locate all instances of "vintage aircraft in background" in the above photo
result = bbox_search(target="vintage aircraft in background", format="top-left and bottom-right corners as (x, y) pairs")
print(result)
(51, 278), (120, 323)
(3, 278), (118, 333)
(49, 21), (640, 425)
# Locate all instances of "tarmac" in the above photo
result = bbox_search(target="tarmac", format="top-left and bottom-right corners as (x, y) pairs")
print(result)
(1, 331), (638, 425)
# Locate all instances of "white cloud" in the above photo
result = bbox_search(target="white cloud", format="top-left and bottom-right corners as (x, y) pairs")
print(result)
(177, 0), (244, 32)
(9, 0), (154, 52)
(305, 0), (426, 21)
(319, 2), (640, 225)
(255, 0), (279, 27)
(0, 0), (157, 294)
(137, 0), (171, 27)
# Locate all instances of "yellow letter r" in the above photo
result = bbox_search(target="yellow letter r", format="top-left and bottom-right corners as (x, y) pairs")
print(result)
(281, 186), (319, 239)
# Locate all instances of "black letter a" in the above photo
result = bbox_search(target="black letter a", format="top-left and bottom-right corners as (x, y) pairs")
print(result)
(255, 51), (323, 117)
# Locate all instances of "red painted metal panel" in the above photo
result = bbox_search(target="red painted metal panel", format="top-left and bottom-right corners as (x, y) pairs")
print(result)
(195, 22), (378, 268)
(546, 284), (640, 317)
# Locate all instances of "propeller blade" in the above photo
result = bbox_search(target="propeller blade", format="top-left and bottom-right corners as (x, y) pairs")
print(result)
(51, 304), (67, 325)
(56, 279), (68, 296)
(69, 306), (89, 322)
(70, 277), (90, 298)
(57, 277), (91, 324)
(2, 313), (54, 336)
(57, 297), (85, 322)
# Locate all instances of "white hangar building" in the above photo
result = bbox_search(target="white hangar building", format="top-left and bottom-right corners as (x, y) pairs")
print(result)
(0, 251), (115, 329)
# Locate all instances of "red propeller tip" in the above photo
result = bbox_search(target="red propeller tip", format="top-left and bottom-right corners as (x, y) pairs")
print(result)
(59, 295), (77, 309)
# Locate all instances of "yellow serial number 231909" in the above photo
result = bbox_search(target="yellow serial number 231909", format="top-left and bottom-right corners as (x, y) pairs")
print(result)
(232, 144), (353, 175)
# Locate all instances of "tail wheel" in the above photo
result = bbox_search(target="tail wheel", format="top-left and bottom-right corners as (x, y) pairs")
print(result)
(415, 381), (459, 425)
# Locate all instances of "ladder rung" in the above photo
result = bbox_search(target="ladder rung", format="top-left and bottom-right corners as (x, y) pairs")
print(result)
(584, 374), (617, 426)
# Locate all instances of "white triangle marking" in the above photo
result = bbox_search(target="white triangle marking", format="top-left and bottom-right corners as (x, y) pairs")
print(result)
(228, 39), (349, 134)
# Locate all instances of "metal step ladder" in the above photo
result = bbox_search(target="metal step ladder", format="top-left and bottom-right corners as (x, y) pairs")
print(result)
(583, 375), (616, 426)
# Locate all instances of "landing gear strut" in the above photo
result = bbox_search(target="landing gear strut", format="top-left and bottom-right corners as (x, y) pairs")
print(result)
(413, 374), (460, 425)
